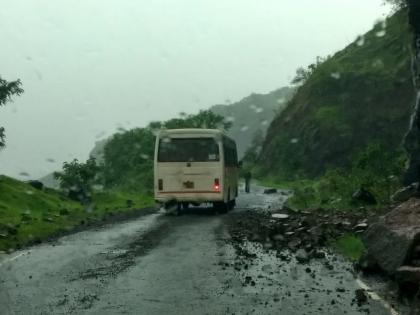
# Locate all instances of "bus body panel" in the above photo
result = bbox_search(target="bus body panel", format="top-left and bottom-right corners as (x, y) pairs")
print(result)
(153, 129), (239, 206)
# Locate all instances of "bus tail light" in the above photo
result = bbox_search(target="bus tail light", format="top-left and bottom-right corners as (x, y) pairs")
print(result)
(158, 179), (163, 191)
(214, 178), (220, 191)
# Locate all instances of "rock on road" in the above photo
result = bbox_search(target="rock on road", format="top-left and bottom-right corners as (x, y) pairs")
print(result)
(0, 187), (399, 314)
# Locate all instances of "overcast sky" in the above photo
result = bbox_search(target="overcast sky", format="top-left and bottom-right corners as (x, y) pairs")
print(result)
(0, 0), (391, 179)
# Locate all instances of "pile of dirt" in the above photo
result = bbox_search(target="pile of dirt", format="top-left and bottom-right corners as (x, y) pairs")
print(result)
(226, 207), (370, 262)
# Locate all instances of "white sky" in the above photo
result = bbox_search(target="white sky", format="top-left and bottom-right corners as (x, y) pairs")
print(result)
(0, 0), (391, 179)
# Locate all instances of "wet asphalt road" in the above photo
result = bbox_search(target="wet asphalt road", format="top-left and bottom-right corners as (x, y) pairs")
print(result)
(0, 187), (401, 314)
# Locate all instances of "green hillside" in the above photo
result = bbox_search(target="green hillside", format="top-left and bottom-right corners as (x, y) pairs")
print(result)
(0, 175), (153, 251)
(260, 10), (414, 180)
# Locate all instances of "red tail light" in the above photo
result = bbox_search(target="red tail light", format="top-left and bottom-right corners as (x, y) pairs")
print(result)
(158, 179), (163, 191)
(214, 178), (220, 191)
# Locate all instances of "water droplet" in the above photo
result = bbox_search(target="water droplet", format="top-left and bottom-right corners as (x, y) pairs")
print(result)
(261, 120), (269, 126)
(290, 138), (299, 144)
(356, 36), (365, 47)
(277, 98), (286, 104)
(92, 184), (104, 191)
(46, 158), (55, 163)
(140, 154), (149, 160)
(240, 126), (249, 132)
(375, 30), (386, 38)
(19, 172), (30, 177)
(330, 72), (341, 80)
(372, 59), (384, 68)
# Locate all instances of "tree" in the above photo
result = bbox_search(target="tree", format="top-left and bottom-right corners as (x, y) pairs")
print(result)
(163, 110), (232, 130)
(0, 77), (24, 148)
(102, 128), (155, 191)
(291, 56), (327, 85)
(54, 158), (99, 202)
(383, 0), (407, 11)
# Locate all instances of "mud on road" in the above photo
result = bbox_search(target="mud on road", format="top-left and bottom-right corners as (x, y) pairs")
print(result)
(0, 187), (406, 314)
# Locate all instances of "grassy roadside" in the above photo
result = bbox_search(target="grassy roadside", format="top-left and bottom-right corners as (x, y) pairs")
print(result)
(0, 175), (154, 252)
(330, 234), (365, 261)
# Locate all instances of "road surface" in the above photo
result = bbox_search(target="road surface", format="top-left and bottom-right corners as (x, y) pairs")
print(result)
(0, 186), (403, 314)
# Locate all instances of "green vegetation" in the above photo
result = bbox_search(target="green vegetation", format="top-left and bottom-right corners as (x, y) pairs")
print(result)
(0, 76), (23, 147)
(259, 10), (413, 180)
(54, 157), (99, 202)
(0, 175), (153, 252)
(249, 10), (414, 211)
(261, 144), (405, 210)
(331, 234), (365, 261)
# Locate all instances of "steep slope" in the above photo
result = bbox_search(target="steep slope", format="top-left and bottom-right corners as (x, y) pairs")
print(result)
(211, 87), (293, 157)
(260, 11), (414, 180)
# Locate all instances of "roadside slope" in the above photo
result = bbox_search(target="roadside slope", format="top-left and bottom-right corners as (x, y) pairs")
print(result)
(260, 11), (413, 179)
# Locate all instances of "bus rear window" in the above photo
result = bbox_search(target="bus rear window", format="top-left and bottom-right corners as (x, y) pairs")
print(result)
(158, 138), (220, 162)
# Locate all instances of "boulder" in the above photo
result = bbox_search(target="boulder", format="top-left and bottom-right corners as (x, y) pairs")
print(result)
(355, 289), (368, 305)
(27, 180), (44, 190)
(361, 198), (420, 275)
(352, 188), (376, 205)
(392, 183), (419, 203)
(396, 266), (420, 284)
(271, 213), (289, 220)
(295, 249), (309, 263)
(264, 188), (278, 194)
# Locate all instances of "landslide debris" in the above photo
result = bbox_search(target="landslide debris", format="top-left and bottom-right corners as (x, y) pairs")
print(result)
(227, 207), (370, 261)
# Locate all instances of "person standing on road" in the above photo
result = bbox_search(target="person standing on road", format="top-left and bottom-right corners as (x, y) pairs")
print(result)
(244, 171), (251, 193)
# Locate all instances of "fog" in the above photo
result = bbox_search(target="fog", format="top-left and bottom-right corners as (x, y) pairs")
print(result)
(0, 0), (390, 179)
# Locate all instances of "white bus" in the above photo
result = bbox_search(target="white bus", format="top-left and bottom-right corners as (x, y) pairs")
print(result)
(154, 129), (240, 213)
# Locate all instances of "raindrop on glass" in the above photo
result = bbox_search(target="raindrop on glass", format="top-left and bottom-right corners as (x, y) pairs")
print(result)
(356, 36), (365, 47)
(375, 30), (386, 38)
(330, 72), (341, 80)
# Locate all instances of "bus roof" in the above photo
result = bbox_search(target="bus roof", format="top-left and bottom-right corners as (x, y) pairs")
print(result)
(158, 128), (225, 137)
